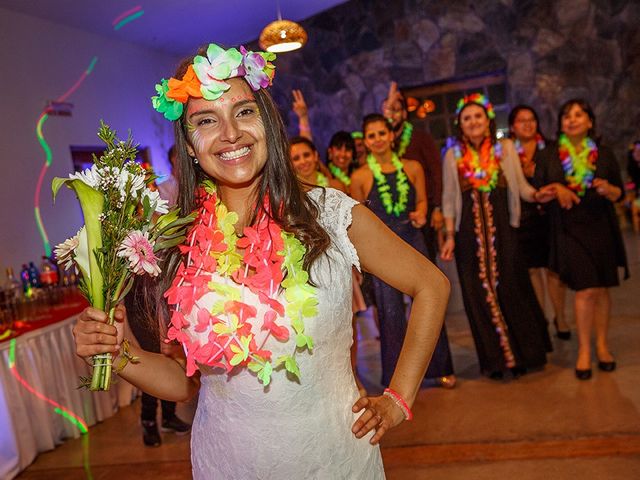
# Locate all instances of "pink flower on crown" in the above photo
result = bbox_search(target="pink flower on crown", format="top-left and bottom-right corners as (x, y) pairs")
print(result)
(117, 230), (161, 276)
(192, 44), (243, 100)
(240, 46), (276, 90)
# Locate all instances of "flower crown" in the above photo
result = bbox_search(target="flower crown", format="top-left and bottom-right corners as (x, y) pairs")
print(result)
(455, 93), (495, 120)
(152, 43), (276, 121)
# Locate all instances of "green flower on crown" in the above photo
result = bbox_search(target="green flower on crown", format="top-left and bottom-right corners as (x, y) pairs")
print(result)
(151, 79), (184, 121)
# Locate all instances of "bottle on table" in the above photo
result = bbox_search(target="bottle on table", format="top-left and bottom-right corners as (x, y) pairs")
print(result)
(4, 267), (23, 320)
(40, 256), (61, 305)
(20, 264), (32, 297)
(28, 262), (41, 289)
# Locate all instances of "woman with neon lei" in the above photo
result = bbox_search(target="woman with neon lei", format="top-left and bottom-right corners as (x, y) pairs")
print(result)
(351, 113), (455, 389)
(327, 130), (358, 194)
(289, 136), (345, 191)
(440, 93), (556, 380)
(509, 105), (570, 341)
(71, 43), (450, 479)
(291, 95), (368, 392)
(534, 99), (628, 381)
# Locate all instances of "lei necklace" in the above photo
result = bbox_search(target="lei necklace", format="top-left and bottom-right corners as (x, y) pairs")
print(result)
(514, 134), (546, 175)
(454, 137), (502, 193)
(315, 171), (329, 187)
(329, 163), (351, 187)
(558, 134), (598, 197)
(165, 180), (318, 386)
(396, 121), (413, 158)
(366, 153), (410, 216)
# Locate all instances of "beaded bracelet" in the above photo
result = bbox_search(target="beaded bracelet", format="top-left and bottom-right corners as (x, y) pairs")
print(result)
(383, 387), (413, 421)
(113, 339), (140, 375)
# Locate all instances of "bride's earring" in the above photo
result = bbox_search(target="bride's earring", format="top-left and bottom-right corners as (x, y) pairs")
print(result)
(193, 157), (199, 165)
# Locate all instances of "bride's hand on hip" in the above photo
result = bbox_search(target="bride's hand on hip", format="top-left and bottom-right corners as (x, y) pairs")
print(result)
(351, 395), (406, 445)
(72, 305), (125, 364)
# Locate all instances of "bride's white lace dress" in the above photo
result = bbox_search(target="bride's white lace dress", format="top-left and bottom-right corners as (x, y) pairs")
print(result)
(186, 188), (385, 479)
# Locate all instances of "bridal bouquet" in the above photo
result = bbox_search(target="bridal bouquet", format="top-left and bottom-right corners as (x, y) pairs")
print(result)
(53, 121), (195, 390)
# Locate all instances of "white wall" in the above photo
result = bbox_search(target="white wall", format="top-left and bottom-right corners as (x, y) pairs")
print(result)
(0, 8), (179, 274)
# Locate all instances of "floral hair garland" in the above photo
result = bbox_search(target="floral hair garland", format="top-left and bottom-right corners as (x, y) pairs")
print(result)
(396, 121), (413, 158)
(165, 180), (317, 385)
(366, 153), (409, 216)
(558, 133), (598, 197)
(455, 93), (496, 120)
(454, 137), (502, 193)
(152, 43), (276, 121)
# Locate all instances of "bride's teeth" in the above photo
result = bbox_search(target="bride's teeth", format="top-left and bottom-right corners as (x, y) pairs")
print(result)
(219, 146), (250, 160)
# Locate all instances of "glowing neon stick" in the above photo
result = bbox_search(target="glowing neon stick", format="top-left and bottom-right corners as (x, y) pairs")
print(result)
(82, 434), (94, 480)
(34, 57), (98, 257)
(8, 339), (89, 433)
(54, 407), (89, 433)
(114, 10), (145, 30)
(112, 6), (142, 26)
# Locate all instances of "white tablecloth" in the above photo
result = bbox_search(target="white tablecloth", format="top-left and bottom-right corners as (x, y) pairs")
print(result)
(0, 315), (136, 480)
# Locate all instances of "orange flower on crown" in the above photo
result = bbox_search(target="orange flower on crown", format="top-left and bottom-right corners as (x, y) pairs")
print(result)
(166, 65), (203, 103)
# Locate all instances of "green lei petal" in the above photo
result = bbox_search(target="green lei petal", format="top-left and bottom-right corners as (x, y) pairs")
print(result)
(397, 121), (413, 158)
(315, 171), (330, 187)
(328, 163), (351, 186)
(366, 153), (409, 216)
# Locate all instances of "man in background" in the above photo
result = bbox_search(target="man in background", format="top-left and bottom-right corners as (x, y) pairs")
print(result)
(382, 82), (444, 261)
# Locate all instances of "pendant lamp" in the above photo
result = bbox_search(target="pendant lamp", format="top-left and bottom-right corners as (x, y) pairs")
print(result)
(259, 1), (307, 53)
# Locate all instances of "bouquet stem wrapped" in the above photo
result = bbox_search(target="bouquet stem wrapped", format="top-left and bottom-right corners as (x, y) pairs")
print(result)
(53, 121), (195, 390)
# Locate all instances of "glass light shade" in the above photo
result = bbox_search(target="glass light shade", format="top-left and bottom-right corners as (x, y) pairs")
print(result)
(259, 19), (308, 53)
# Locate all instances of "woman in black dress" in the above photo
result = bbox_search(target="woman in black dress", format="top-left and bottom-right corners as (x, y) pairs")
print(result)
(534, 99), (628, 380)
(440, 94), (555, 379)
(351, 114), (456, 388)
(509, 105), (569, 340)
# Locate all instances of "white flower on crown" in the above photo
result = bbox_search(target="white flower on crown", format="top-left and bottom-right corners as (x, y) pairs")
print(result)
(192, 44), (244, 101)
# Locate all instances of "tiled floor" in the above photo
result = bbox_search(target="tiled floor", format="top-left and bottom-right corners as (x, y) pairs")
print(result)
(17, 234), (640, 479)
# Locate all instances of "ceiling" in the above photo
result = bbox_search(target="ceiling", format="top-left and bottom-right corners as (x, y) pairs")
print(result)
(0, 0), (347, 56)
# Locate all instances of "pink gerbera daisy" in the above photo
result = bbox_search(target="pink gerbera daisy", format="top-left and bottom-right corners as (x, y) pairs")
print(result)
(117, 230), (161, 277)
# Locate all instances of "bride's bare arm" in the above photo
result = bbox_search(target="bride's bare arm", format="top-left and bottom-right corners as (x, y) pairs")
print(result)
(73, 305), (200, 402)
(347, 204), (450, 443)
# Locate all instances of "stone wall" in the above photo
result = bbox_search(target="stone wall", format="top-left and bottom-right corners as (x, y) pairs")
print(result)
(267, 0), (640, 163)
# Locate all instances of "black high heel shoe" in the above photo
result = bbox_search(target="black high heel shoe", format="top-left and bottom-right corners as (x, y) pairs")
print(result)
(575, 368), (592, 380)
(597, 359), (616, 372)
(553, 318), (571, 341)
